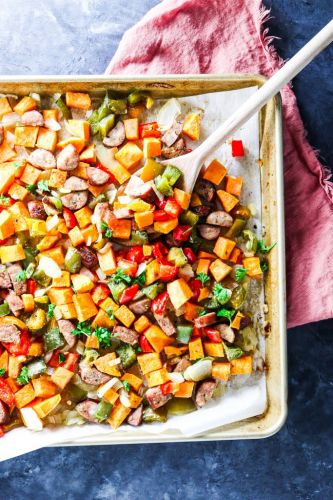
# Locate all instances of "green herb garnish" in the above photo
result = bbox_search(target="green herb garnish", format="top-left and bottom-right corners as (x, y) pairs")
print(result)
(101, 221), (113, 238)
(235, 267), (248, 282)
(17, 366), (29, 385)
(72, 321), (92, 337)
(261, 261), (269, 273)
(213, 284), (231, 305)
(26, 184), (37, 194)
(257, 240), (276, 254)
(58, 353), (66, 364)
(133, 271), (146, 287)
(223, 344), (244, 361)
(112, 268), (132, 285)
(94, 326), (113, 348)
(0, 368), (6, 377)
(0, 194), (10, 205)
(216, 308), (236, 323)
(106, 308), (115, 320)
(15, 270), (27, 282)
(47, 304), (55, 319)
(122, 380), (131, 392)
(37, 180), (50, 193)
(197, 272), (210, 285)
(198, 309), (207, 317)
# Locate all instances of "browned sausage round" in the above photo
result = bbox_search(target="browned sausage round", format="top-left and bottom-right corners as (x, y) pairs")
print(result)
(0, 267), (11, 288)
(61, 191), (88, 211)
(8, 264), (27, 295)
(128, 298), (151, 315)
(206, 211), (233, 227)
(27, 200), (47, 220)
(194, 312), (217, 328)
(195, 380), (217, 408)
(127, 404), (143, 427)
(153, 313), (176, 337)
(173, 357), (191, 373)
(86, 166), (109, 186)
(79, 363), (111, 386)
(113, 326), (138, 346)
(57, 144), (79, 171)
(161, 121), (182, 147)
(64, 176), (88, 191)
(28, 149), (56, 169)
(76, 399), (99, 423)
(6, 291), (24, 316)
(195, 179), (215, 202)
(145, 387), (172, 410)
(161, 137), (186, 159)
(0, 125), (4, 146)
(0, 401), (10, 425)
(215, 324), (235, 343)
(21, 110), (44, 126)
(57, 319), (76, 348)
(0, 324), (20, 343)
(192, 205), (212, 217)
(103, 121), (126, 148)
(197, 224), (220, 240)
(78, 246), (98, 269)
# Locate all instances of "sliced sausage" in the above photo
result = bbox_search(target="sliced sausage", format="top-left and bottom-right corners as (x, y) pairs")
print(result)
(0, 324), (20, 343)
(173, 357), (191, 373)
(0, 267), (11, 289)
(79, 362), (111, 386)
(21, 110), (44, 127)
(6, 291), (24, 316)
(28, 148), (56, 169)
(113, 326), (138, 346)
(127, 404), (143, 427)
(161, 137), (186, 159)
(194, 312), (217, 328)
(192, 205), (212, 217)
(128, 298), (151, 315)
(215, 324), (235, 343)
(27, 200), (47, 220)
(64, 176), (88, 191)
(195, 379), (217, 408)
(0, 125), (4, 146)
(77, 246), (98, 270)
(240, 316), (252, 329)
(103, 121), (125, 148)
(61, 191), (88, 211)
(57, 144), (79, 171)
(0, 401), (10, 425)
(197, 224), (220, 240)
(195, 179), (215, 202)
(57, 319), (76, 348)
(145, 387), (172, 410)
(8, 264), (27, 295)
(76, 399), (99, 423)
(87, 166), (109, 186)
(161, 121), (183, 147)
(206, 211), (233, 227)
(153, 313), (176, 337)
(131, 183), (155, 201)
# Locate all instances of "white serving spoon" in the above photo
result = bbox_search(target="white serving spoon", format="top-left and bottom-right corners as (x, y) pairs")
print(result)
(163, 19), (333, 193)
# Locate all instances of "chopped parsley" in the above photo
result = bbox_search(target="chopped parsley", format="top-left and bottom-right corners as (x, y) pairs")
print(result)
(15, 270), (27, 282)
(14, 161), (21, 169)
(135, 345), (142, 353)
(94, 326), (113, 348)
(17, 366), (29, 386)
(122, 380), (131, 392)
(213, 284), (231, 305)
(257, 240), (276, 254)
(133, 271), (146, 287)
(0, 194), (10, 205)
(223, 344), (244, 361)
(235, 267), (248, 282)
(37, 180), (50, 193)
(101, 221), (113, 238)
(26, 184), (37, 194)
(216, 308), (236, 323)
(0, 368), (6, 377)
(261, 261), (269, 273)
(112, 268), (132, 285)
(106, 308), (115, 320)
(47, 303), (55, 319)
(197, 272), (210, 285)
(198, 309), (207, 317)
(58, 353), (66, 364)
(72, 321), (92, 337)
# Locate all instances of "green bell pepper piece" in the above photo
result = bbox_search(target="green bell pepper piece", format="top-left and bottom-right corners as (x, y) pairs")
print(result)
(34, 296), (50, 310)
(225, 218), (246, 238)
(154, 175), (173, 196)
(142, 283), (164, 300)
(180, 210), (199, 226)
(130, 230), (148, 245)
(108, 281), (127, 303)
(82, 348), (99, 364)
(108, 99), (127, 114)
(228, 285), (246, 309)
(22, 247), (38, 268)
(162, 165), (182, 186)
(26, 358), (47, 379)
(88, 193), (106, 210)
(142, 406), (167, 423)
(0, 302), (10, 317)
(55, 96), (71, 119)
(242, 229), (258, 253)
(176, 325), (193, 344)
(32, 268), (52, 287)
(167, 247), (188, 267)
(94, 400), (112, 422)
(99, 114), (115, 138)
(65, 247), (82, 273)
(223, 343), (244, 361)
(116, 344), (137, 369)
(44, 328), (65, 352)
(127, 91), (147, 107)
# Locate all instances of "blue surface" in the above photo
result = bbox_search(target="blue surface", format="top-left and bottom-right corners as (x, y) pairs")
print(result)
(1, 1), (333, 498)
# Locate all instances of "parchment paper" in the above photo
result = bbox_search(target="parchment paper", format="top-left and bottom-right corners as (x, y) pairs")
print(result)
(1, 86), (266, 461)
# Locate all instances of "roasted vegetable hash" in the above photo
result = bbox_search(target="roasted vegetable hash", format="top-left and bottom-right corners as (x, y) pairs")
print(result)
(0, 90), (273, 434)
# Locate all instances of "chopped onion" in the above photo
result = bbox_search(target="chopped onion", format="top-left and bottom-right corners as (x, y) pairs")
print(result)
(46, 214), (59, 232)
(124, 175), (144, 195)
(71, 108), (87, 120)
(1, 112), (21, 127)
(184, 359), (212, 382)
(53, 92), (61, 101)
(0, 93), (18, 99)
(59, 187), (71, 194)
(135, 262), (147, 277)
(39, 256), (62, 278)
(106, 184), (117, 204)
(86, 236), (92, 247)
(168, 372), (185, 383)
(96, 267), (106, 281)
(30, 92), (40, 103)
(157, 98), (182, 131)
(119, 389), (131, 408)
(108, 357), (121, 367)
(45, 118), (61, 131)
(46, 366), (55, 375)
(80, 267), (96, 282)
(20, 408), (43, 431)
(75, 340), (85, 355)
(97, 377), (123, 398)
(178, 264), (194, 282)
(87, 390), (99, 400)
(54, 306), (62, 321)
(98, 241), (112, 255)
(175, 305), (185, 317)
(14, 145), (29, 159)
(85, 109), (93, 119)
(34, 287), (50, 298)
(118, 195), (133, 204)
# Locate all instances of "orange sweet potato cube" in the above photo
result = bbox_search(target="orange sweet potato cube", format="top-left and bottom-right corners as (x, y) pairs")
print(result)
(32, 375), (58, 398)
(225, 176), (243, 197)
(182, 113), (200, 140)
(14, 126), (39, 148)
(212, 361), (231, 381)
(121, 373), (143, 392)
(230, 355), (252, 375)
(174, 188), (191, 210)
(13, 96), (37, 115)
(167, 278), (193, 310)
(20, 164), (41, 185)
(65, 92), (91, 110)
(14, 383), (36, 409)
(189, 338), (204, 360)
(114, 305), (135, 328)
(79, 144), (96, 163)
(51, 366), (74, 390)
(174, 381), (195, 398)
(137, 352), (162, 374)
(67, 120), (90, 141)
(73, 293), (98, 322)
(203, 159), (227, 185)
(97, 247), (117, 275)
(213, 237), (236, 260)
(8, 182), (28, 201)
(57, 137), (85, 153)
(217, 190), (239, 212)
(0, 97), (12, 118)
(134, 315), (151, 333)
(143, 137), (161, 158)
(124, 118), (139, 140)
(36, 128), (58, 152)
(134, 211), (154, 229)
(107, 400), (131, 429)
(48, 287), (73, 305)
(115, 142), (143, 170)
(144, 325), (174, 353)
(0, 141), (16, 163)
(209, 259), (232, 282)
(48, 169), (67, 189)
(42, 109), (58, 121)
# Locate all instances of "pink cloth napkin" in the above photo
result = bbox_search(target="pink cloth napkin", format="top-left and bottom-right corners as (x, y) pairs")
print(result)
(106, 0), (333, 328)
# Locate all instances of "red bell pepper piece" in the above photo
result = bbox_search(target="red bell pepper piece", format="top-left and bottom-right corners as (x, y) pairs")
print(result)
(0, 426), (4, 438)
(189, 279), (202, 302)
(191, 326), (203, 338)
(205, 328), (221, 343)
(160, 381), (173, 395)
(153, 210), (173, 222)
(126, 246), (145, 264)
(152, 242), (168, 263)
(139, 121), (161, 139)
(0, 239), (8, 245)
(139, 335), (154, 353)
(0, 198), (14, 210)
(96, 162), (115, 183)
(155, 198), (166, 209)
(116, 249), (128, 260)
(91, 283), (110, 305)
(63, 207), (77, 229)
(62, 352), (79, 372)
(0, 378), (15, 406)
(173, 225), (192, 242)
(183, 247), (196, 264)
(159, 264), (179, 282)
(26, 279), (36, 295)
(48, 350), (61, 368)
(4, 329), (30, 357)
(119, 284), (139, 305)
(151, 290), (169, 316)
(164, 198), (182, 218)
(231, 140), (244, 157)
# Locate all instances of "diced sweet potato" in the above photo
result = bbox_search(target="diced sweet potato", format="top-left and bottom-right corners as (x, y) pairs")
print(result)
(167, 278), (193, 310)
(209, 259), (232, 282)
(0, 210), (15, 240)
(230, 355), (252, 375)
(0, 96), (12, 118)
(68, 226), (85, 247)
(242, 257), (263, 279)
(143, 137), (161, 158)
(134, 211), (154, 229)
(13, 96), (37, 115)
(48, 287), (73, 305)
(217, 190), (239, 212)
(184, 302), (204, 322)
(39, 246), (64, 265)
(65, 92), (91, 110)
(107, 400), (131, 429)
(154, 218), (178, 234)
(98, 247), (117, 275)
(94, 352), (121, 377)
(189, 338), (204, 360)
(140, 158), (164, 182)
(79, 144), (96, 163)
(174, 381), (195, 398)
(182, 113), (200, 140)
(213, 237), (236, 260)
(145, 367), (169, 387)
(115, 142), (143, 170)
(121, 372), (143, 392)
(14, 126), (39, 148)
(22, 294), (35, 312)
(0, 141), (16, 163)
(8, 182), (28, 201)
(137, 352), (162, 375)
(134, 315), (151, 333)
(82, 224), (98, 245)
(42, 109), (58, 121)
(203, 159), (227, 185)
(225, 176), (243, 197)
(32, 376), (58, 398)
(36, 235), (60, 252)
(20, 164), (41, 185)
(58, 302), (77, 319)
(114, 305), (135, 327)
(174, 188), (191, 210)
(203, 342), (224, 357)
(145, 259), (160, 285)
(33, 394), (61, 418)
(124, 118), (139, 140)
(73, 293), (98, 322)
(0, 244), (25, 264)
(196, 258), (210, 275)
(128, 392), (143, 409)
(212, 361), (231, 381)
(52, 271), (71, 288)
(15, 383), (36, 409)
(0, 164), (16, 193)
(144, 325), (174, 353)
(71, 274), (94, 293)
(67, 120), (90, 141)
(57, 137), (85, 153)
(91, 308), (115, 329)
(51, 366), (74, 390)
(36, 128), (57, 152)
